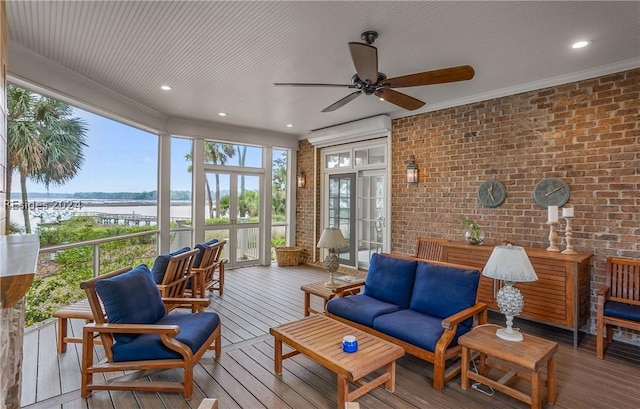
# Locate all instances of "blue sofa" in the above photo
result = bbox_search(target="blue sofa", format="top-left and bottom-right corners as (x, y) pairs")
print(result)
(327, 253), (487, 391)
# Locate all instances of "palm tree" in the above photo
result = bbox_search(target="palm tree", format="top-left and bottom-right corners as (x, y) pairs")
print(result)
(186, 143), (235, 219)
(205, 142), (235, 218)
(6, 85), (88, 233)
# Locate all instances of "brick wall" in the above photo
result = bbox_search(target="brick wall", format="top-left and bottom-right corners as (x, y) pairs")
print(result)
(297, 68), (639, 343)
(295, 139), (319, 263)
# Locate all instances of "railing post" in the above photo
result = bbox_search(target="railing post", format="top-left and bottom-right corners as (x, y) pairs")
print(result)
(93, 243), (100, 277)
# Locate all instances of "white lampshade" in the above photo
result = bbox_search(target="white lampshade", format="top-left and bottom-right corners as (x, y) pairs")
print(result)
(317, 227), (347, 249)
(482, 245), (538, 283)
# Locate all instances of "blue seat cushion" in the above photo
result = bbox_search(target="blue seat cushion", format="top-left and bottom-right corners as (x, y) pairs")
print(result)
(373, 309), (471, 352)
(604, 301), (640, 322)
(327, 294), (405, 327)
(410, 261), (480, 326)
(95, 265), (166, 344)
(111, 312), (220, 362)
(150, 246), (191, 284)
(193, 239), (219, 268)
(364, 253), (418, 308)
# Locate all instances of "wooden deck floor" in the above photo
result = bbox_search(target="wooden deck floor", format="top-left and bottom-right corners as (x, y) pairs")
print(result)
(21, 263), (640, 409)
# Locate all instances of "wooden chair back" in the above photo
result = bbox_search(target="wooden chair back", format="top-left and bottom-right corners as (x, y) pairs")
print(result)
(415, 237), (447, 261)
(158, 248), (199, 311)
(605, 257), (640, 306)
(190, 240), (227, 297)
(80, 266), (133, 362)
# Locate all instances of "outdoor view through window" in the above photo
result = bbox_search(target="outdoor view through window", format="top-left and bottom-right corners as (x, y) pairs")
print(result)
(6, 84), (289, 327)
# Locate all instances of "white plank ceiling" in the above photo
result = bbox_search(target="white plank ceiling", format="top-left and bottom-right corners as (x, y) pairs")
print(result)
(6, 1), (640, 141)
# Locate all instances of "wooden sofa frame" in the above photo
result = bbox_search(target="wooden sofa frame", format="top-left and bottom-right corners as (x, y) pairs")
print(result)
(80, 266), (221, 399)
(596, 256), (640, 359)
(328, 254), (487, 392)
(415, 237), (447, 261)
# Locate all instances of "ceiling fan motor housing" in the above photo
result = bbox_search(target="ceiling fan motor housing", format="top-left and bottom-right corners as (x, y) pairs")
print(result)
(351, 72), (387, 94)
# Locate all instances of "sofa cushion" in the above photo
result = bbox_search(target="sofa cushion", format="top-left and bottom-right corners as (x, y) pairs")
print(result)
(373, 309), (472, 352)
(193, 238), (219, 268)
(327, 294), (405, 327)
(95, 265), (166, 344)
(604, 301), (640, 322)
(111, 311), (220, 361)
(364, 253), (418, 308)
(410, 262), (480, 323)
(150, 246), (191, 284)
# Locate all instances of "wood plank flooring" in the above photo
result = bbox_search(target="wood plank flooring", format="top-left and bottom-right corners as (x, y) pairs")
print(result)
(21, 263), (640, 409)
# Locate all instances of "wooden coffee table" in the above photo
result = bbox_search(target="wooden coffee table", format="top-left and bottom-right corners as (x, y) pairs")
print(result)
(459, 325), (558, 409)
(270, 314), (405, 409)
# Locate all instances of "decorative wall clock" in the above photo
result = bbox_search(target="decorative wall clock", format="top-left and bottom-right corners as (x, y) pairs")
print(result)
(533, 178), (570, 208)
(477, 180), (507, 208)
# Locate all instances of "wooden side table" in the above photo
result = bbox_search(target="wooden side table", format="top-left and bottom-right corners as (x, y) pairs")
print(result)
(459, 325), (558, 409)
(300, 280), (363, 316)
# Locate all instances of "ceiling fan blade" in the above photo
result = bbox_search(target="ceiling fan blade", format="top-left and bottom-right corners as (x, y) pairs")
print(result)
(321, 91), (362, 112)
(375, 88), (425, 111)
(348, 42), (378, 83)
(383, 65), (475, 88)
(273, 83), (355, 88)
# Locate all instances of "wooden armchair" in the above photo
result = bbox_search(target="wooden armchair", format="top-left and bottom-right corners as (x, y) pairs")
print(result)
(415, 237), (447, 261)
(154, 248), (200, 312)
(597, 257), (640, 358)
(188, 240), (227, 297)
(80, 265), (221, 399)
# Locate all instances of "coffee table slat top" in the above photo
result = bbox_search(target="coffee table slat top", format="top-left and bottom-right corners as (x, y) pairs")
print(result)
(270, 314), (404, 380)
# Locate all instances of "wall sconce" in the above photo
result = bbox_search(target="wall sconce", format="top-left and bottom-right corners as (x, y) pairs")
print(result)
(297, 170), (306, 188)
(406, 155), (419, 184)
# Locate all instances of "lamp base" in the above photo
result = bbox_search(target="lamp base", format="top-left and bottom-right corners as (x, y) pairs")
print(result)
(496, 327), (524, 342)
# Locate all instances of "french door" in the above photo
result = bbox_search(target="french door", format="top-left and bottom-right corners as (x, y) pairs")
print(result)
(204, 171), (262, 268)
(327, 173), (356, 266)
(357, 170), (386, 268)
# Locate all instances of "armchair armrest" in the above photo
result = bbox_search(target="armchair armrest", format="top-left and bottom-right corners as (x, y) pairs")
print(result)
(83, 322), (180, 336)
(597, 286), (610, 310)
(441, 303), (487, 330)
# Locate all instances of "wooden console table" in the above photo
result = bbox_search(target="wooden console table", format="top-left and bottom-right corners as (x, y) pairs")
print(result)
(442, 241), (592, 348)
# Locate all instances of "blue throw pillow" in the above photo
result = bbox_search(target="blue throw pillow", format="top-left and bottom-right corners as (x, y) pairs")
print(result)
(193, 239), (219, 268)
(410, 261), (480, 320)
(95, 264), (166, 344)
(150, 246), (191, 284)
(364, 253), (418, 307)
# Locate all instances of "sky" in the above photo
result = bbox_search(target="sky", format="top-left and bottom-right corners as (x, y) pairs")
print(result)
(10, 105), (273, 196)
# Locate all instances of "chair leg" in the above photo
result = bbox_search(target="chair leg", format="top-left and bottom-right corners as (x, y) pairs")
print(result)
(218, 265), (224, 296)
(597, 321), (604, 359)
(81, 328), (94, 397)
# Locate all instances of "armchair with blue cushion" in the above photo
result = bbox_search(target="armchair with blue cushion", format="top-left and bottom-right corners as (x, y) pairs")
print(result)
(327, 252), (487, 391)
(79, 264), (222, 399)
(596, 257), (640, 359)
(150, 247), (201, 312)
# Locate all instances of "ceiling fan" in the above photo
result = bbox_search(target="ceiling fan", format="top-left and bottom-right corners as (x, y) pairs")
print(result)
(274, 31), (475, 113)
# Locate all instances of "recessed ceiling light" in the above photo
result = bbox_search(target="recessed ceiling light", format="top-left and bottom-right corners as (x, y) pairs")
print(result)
(571, 40), (591, 49)
(379, 97), (385, 101)
(286, 124), (294, 128)
(160, 85), (172, 91)
(218, 112), (227, 117)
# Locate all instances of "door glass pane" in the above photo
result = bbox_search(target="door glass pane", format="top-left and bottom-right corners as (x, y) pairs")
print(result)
(205, 173), (230, 224)
(238, 175), (260, 223)
(358, 173), (385, 266)
(328, 173), (355, 266)
(236, 226), (259, 263)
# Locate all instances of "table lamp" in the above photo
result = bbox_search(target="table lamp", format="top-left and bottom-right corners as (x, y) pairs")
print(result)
(482, 244), (538, 342)
(317, 227), (347, 288)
